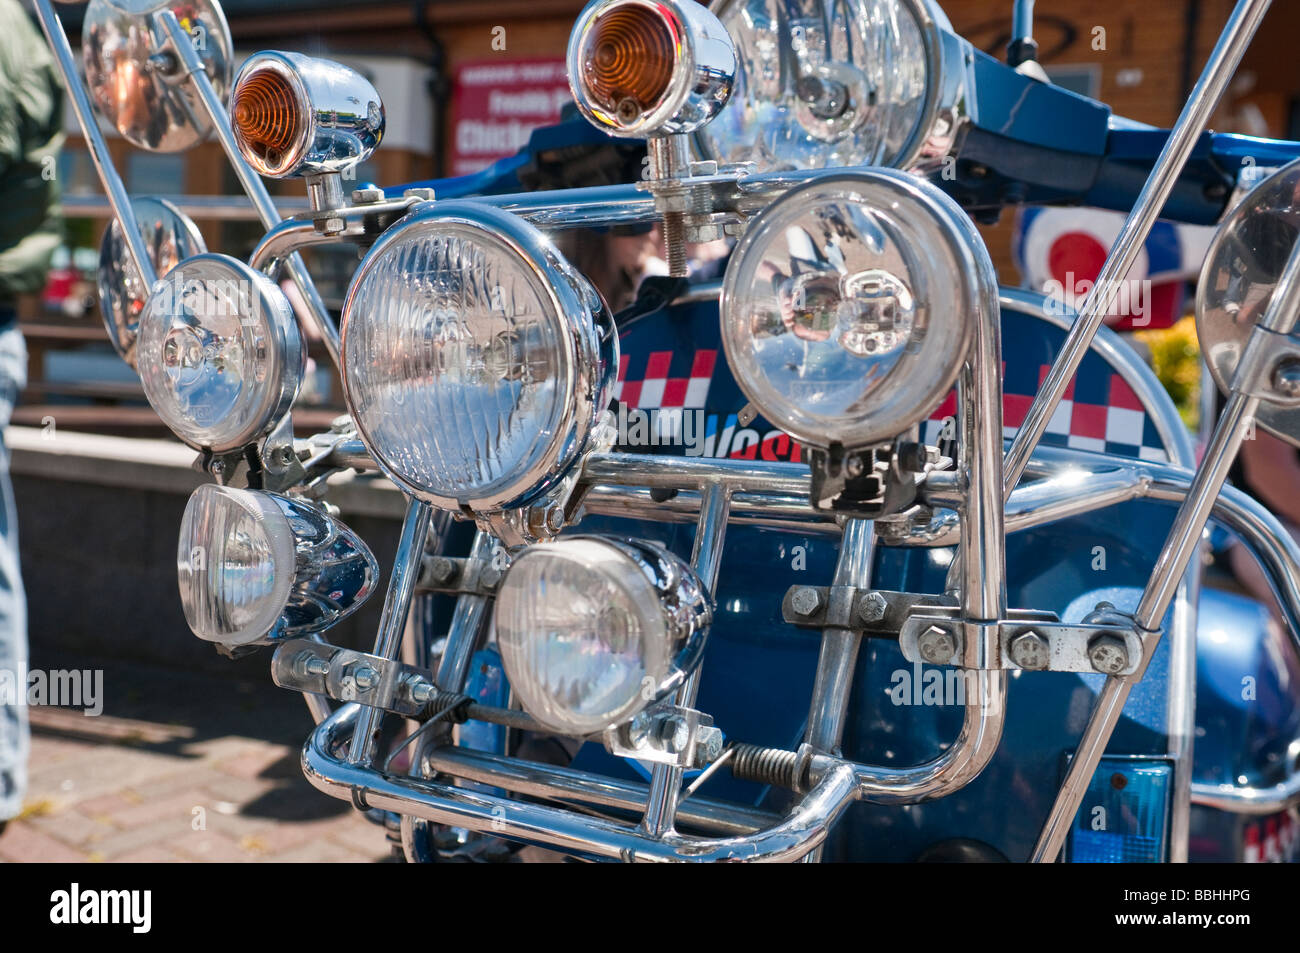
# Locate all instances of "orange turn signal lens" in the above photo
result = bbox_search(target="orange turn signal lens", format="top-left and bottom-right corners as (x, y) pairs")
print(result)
(231, 67), (305, 176)
(580, 3), (679, 127)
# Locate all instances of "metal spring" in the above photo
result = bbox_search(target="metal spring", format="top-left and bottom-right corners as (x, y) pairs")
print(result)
(730, 743), (800, 789)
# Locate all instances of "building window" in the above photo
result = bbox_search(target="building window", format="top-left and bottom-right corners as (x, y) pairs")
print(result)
(126, 152), (186, 195)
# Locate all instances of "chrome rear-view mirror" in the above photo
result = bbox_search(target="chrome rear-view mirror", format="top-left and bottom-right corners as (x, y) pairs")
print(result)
(1197, 158), (1300, 447)
(97, 195), (206, 367)
(82, 0), (234, 152)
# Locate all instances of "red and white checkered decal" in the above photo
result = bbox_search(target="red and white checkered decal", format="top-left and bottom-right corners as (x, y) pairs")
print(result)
(922, 364), (1170, 463)
(614, 349), (717, 409)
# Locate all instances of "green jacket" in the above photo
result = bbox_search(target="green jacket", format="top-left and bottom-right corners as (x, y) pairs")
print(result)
(0, 0), (64, 303)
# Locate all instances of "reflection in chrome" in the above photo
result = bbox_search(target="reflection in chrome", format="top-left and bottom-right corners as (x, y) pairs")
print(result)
(81, 0), (233, 152)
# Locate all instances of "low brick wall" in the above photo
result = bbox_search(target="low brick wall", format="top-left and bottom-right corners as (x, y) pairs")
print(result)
(7, 427), (407, 675)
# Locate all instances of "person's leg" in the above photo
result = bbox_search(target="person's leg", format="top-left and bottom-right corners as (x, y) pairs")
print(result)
(0, 324), (28, 826)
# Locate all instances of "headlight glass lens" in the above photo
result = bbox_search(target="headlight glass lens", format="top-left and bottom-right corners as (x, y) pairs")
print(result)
(721, 172), (986, 448)
(496, 538), (709, 735)
(697, 0), (929, 172)
(137, 254), (302, 452)
(177, 484), (294, 645)
(342, 204), (611, 512)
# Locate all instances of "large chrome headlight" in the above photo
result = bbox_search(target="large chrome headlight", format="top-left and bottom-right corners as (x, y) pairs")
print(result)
(340, 203), (616, 513)
(231, 51), (385, 178)
(177, 484), (379, 648)
(495, 538), (711, 735)
(721, 169), (993, 450)
(137, 254), (304, 452)
(696, 0), (948, 172)
(567, 0), (736, 137)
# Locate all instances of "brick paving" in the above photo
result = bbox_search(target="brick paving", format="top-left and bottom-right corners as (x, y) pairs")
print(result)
(0, 656), (392, 863)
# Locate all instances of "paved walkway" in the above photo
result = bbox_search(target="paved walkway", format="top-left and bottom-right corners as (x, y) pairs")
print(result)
(0, 656), (392, 863)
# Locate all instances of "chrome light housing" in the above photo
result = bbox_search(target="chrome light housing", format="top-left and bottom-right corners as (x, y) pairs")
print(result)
(696, 0), (951, 172)
(82, 0), (234, 153)
(567, 0), (736, 137)
(1197, 158), (1300, 447)
(97, 196), (207, 369)
(230, 51), (385, 178)
(340, 202), (616, 514)
(178, 484), (380, 648)
(495, 537), (712, 735)
(137, 253), (305, 452)
(720, 169), (993, 450)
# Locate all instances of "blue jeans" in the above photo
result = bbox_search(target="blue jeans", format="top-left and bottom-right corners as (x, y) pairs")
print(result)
(0, 325), (27, 821)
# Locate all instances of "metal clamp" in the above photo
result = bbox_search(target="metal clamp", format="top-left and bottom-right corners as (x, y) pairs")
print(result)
(416, 554), (504, 596)
(781, 586), (956, 634)
(272, 639), (436, 716)
(605, 702), (724, 769)
(897, 609), (1143, 677)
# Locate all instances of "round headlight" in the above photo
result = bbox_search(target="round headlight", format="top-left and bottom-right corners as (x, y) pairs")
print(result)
(568, 0), (736, 137)
(178, 484), (380, 647)
(721, 170), (993, 449)
(696, 0), (944, 173)
(137, 254), (304, 452)
(340, 203), (616, 513)
(495, 537), (711, 735)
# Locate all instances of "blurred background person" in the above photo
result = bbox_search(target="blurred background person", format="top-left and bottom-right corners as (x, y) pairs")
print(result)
(0, 0), (63, 837)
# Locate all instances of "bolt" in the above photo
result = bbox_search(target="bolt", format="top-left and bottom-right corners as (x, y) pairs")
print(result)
(352, 186), (385, 204)
(403, 188), (436, 202)
(1008, 630), (1051, 671)
(527, 503), (565, 537)
(662, 210), (687, 277)
(790, 587), (823, 617)
(917, 625), (957, 665)
(695, 727), (724, 763)
(480, 564), (503, 589)
(628, 711), (654, 749)
(409, 680), (437, 705)
(1087, 634), (1130, 675)
(352, 666), (378, 690)
(659, 715), (691, 754)
(858, 591), (888, 624)
(1272, 359), (1300, 399)
(301, 655), (330, 677)
(425, 556), (458, 587)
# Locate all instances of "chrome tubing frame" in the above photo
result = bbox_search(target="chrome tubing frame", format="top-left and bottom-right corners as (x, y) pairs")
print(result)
(1030, 218), (1300, 862)
(306, 702), (861, 863)
(1002, 0), (1271, 496)
(641, 484), (731, 837)
(348, 498), (433, 766)
(34, 0), (157, 288)
(152, 9), (343, 371)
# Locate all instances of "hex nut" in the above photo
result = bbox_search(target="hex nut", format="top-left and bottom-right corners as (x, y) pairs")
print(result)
(858, 591), (888, 624)
(790, 587), (823, 617)
(917, 625), (957, 665)
(1087, 634), (1130, 675)
(1008, 630), (1051, 671)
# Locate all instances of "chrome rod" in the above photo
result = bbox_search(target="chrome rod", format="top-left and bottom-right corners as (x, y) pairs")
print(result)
(1031, 196), (1300, 865)
(803, 519), (876, 760)
(33, 0), (156, 287)
(801, 518), (876, 863)
(1002, 0), (1272, 496)
(348, 498), (434, 766)
(155, 10), (342, 371)
(422, 746), (779, 836)
(307, 703), (859, 862)
(642, 483), (732, 837)
(1166, 556), (1203, 863)
(433, 531), (496, 694)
